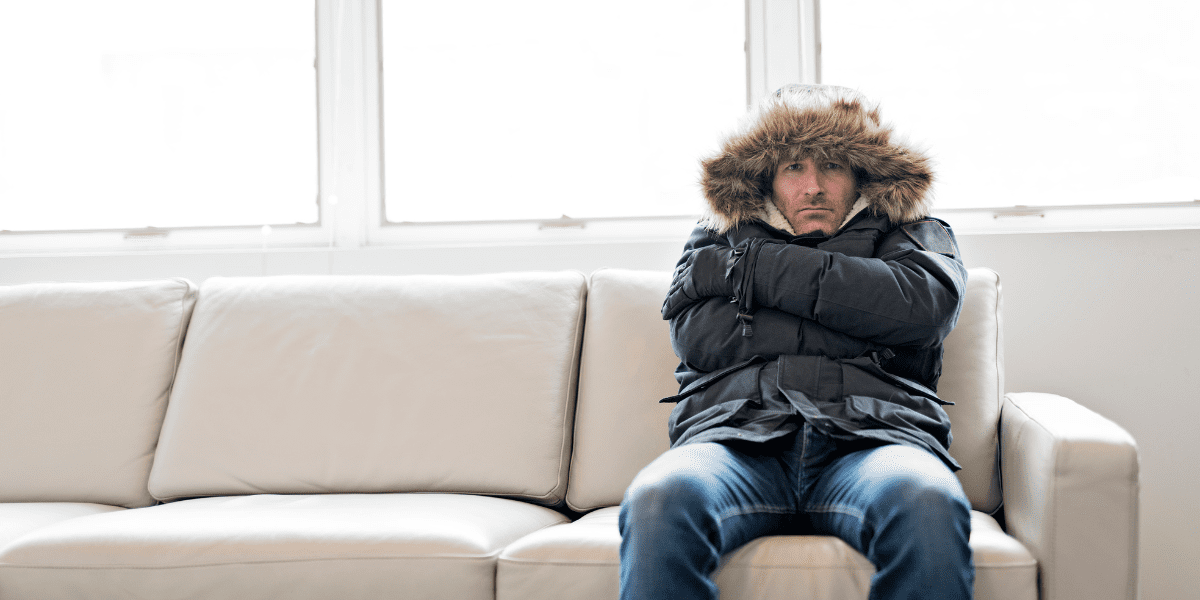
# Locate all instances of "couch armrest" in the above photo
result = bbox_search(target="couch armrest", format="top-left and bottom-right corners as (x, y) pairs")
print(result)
(1000, 392), (1139, 600)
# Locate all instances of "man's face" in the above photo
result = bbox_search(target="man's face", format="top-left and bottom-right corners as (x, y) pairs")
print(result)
(771, 156), (858, 236)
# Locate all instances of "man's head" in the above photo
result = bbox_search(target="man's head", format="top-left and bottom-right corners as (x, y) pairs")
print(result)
(699, 84), (934, 235)
(771, 156), (858, 236)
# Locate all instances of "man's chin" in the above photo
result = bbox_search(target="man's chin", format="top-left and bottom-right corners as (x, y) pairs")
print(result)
(792, 221), (837, 237)
(787, 212), (839, 236)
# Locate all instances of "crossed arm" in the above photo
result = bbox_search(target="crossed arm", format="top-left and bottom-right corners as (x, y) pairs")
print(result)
(663, 224), (967, 374)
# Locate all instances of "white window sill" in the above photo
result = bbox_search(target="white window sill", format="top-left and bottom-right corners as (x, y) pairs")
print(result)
(934, 201), (1200, 235)
(0, 224), (333, 257)
(3, 202), (1199, 257)
(371, 216), (700, 249)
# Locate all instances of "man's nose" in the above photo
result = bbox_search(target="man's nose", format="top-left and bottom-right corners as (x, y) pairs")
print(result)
(799, 171), (823, 197)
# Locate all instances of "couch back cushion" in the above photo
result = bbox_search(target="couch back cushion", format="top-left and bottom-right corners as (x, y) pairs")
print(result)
(566, 268), (1003, 513)
(0, 279), (197, 508)
(147, 273), (586, 505)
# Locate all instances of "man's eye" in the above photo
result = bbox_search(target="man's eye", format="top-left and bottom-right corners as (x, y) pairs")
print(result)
(826, 162), (843, 170)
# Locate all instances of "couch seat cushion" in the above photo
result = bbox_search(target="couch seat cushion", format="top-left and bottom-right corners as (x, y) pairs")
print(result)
(497, 507), (1036, 600)
(0, 493), (568, 600)
(0, 503), (123, 551)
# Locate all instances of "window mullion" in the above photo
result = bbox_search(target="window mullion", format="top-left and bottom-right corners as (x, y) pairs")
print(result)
(746, 0), (816, 107)
(317, 0), (378, 250)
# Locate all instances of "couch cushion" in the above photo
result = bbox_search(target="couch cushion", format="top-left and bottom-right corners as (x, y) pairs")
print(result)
(0, 279), (197, 508)
(565, 270), (677, 511)
(938, 268), (1004, 512)
(0, 503), (123, 551)
(148, 273), (585, 504)
(0, 493), (568, 600)
(496, 507), (1036, 600)
(566, 268), (1003, 513)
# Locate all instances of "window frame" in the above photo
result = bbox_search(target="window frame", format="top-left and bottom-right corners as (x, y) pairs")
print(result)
(0, 0), (332, 254)
(811, 0), (1200, 233)
(367, 0), (826, 246)
(2, 0), (1197, 257)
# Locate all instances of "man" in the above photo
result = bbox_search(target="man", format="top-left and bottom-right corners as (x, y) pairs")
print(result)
(618, 85), (973, 600)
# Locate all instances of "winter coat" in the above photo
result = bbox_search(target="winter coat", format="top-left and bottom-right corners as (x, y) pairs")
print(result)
(661, 85), (967, 470)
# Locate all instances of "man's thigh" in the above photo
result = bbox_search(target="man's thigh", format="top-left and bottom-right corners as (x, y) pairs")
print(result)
(621, 440), (801, 554)
(801, 438), (970, 552)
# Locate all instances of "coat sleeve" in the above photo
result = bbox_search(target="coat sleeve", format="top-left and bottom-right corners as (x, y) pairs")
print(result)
(669, 300), (884, 374)
(747, 220), (967, 348)
(666, 228), (883, 374)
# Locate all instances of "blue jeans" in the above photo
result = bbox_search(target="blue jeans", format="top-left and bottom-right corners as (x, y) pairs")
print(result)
(618, 423), (974, 600)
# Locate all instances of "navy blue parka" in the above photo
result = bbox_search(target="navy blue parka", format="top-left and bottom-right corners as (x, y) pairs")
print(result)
(661, 211), (968, 470)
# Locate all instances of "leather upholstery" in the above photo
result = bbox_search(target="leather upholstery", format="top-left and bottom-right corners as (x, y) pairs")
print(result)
(497, 507), (1037, 600)
(0, 504), (123, 551)
(148, 273), (586, 504)
(1002, 392), (1139, 600)
(0, 494), (567, 600)
(566, 270), (679, 511)
(0, 271), (1138, 600)
(939, 268), (1004, 513)
(0, 279), (196, 508)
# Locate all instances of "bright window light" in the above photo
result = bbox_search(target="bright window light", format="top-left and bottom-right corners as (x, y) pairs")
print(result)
(822, 0), (1200, 210)
(379, 0), (746, 223)
(0, 0), (318, 232)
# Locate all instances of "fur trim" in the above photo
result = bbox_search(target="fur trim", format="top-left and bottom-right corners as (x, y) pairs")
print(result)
(718, 194), (869, 237)
(839, 196), (871, 230)
(700, 85), (934, 234)
(761, 198), (795, 234)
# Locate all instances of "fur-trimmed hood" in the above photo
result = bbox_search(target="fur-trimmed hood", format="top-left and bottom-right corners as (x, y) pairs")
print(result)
(700, 85), (934, 234)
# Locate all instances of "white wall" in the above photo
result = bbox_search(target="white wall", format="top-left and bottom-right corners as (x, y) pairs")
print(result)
(2, 227), (1197, 600)
(960, 229), (1200, 600)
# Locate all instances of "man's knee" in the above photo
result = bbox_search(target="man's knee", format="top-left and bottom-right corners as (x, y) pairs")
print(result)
(862, 476), (974, 599)
(860, 449), (971, 536)
(621, 463), (718, 533)
(620, 442), (751, 538)
(864, 475), (972, 563)
(886, 478), (970, 528)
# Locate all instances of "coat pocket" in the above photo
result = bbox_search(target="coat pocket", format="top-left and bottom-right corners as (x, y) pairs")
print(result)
(776, 355), (843, 404)
(666, 361), (774, 446)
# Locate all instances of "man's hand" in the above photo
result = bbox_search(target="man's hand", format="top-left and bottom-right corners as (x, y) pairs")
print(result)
(662, 245), (743, 320)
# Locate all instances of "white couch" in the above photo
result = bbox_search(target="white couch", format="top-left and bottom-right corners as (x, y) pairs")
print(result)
(0, 269), (1138, 600)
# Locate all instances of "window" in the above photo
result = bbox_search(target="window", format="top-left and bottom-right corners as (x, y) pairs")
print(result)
(4, 0), (1196, 254)
(379, 0), (746, 224)
(821, 0), (1200, 213)
(0, 0), (317, 233)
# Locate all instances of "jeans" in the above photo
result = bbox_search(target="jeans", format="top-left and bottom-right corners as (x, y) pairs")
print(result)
(618, 423), (974, 600)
